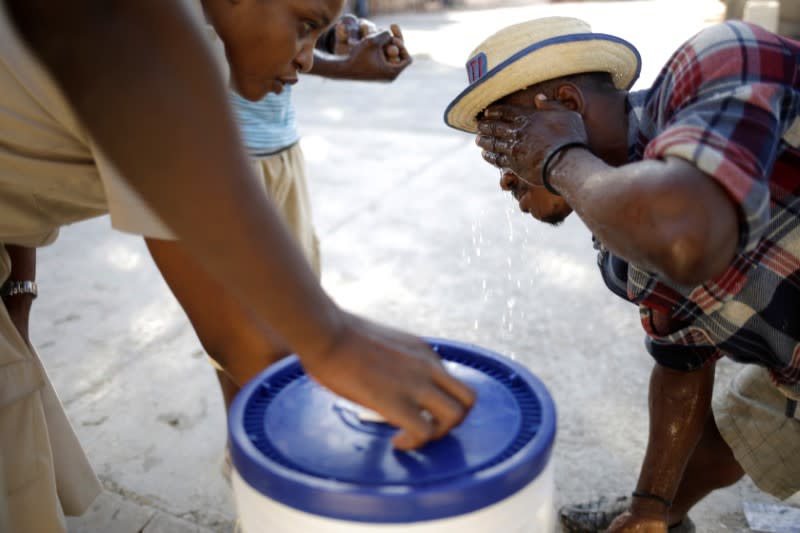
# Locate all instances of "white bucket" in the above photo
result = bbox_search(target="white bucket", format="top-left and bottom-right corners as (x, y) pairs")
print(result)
(228, 338), (557, 533)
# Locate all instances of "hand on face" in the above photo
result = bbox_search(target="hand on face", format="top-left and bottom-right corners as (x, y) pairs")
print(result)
(299, 311), (476, 450)
(333, 16), (411, 81)
(476, 95), (588, 188)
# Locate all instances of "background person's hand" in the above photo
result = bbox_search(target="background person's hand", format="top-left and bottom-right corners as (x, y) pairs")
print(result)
(383, 24), (408, 65)
(476, 96), (587, 188)
(333, 16), (411, 81)
(333, 14), (376, 55)
(299, 311), (476, 450)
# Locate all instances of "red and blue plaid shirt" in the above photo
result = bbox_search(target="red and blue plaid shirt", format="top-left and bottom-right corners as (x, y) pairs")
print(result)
(597, 21), (800, 392)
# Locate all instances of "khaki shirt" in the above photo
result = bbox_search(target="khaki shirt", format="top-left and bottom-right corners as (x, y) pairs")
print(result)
(0, 1), (228, 530)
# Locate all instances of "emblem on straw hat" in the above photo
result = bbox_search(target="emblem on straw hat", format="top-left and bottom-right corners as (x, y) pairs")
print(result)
(444, 17), (641, 133)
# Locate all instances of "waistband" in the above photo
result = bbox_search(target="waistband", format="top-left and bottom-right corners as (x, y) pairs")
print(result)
(247, 140), (299, 159)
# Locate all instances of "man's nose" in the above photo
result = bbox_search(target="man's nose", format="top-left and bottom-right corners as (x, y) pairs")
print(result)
(295, 41), (315, 73)
(499, 171), (517, 191)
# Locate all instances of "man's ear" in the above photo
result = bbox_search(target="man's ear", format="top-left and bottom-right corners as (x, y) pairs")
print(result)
(554, 83), (585, 114)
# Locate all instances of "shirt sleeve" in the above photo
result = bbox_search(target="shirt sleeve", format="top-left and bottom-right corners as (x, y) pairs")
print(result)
(91, 141), (176, 240)
(642, 21), (799, 254)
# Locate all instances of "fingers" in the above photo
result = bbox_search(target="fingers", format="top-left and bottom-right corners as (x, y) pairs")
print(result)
(358, 20), (378, 38)
(366, 29), (394, 49)
(384, 43), (401, 63)
(388, 24), (410, 62)
(475, 134), (511, 154)
(391, 374), (474, 449)
(483, 104), (521, 121)
(390, 23), (404, 41)
(481, 150), (509, 168)
(338, 15), (360, 37)
(392, 416), (435, 450)
(477, 120), (514, 137)
(431, 364), (476, 413)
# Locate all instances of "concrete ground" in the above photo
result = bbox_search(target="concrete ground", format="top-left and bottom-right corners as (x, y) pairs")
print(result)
(35, 0), (794, 531)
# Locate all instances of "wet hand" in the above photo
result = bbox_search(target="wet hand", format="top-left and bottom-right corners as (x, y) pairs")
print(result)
(299, 312), (476, 450)
(475, 96), (587, 187)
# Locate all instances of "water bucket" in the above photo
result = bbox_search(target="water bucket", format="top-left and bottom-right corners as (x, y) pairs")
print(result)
(228, 338), (557, 532)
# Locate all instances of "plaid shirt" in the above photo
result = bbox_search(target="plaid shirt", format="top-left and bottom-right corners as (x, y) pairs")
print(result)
(597, 21), (800, 392)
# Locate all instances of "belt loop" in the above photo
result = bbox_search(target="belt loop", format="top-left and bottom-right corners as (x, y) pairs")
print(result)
(785, 398), (798, 418)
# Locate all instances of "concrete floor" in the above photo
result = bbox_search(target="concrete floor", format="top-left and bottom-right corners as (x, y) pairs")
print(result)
(36, 1), (795, 531)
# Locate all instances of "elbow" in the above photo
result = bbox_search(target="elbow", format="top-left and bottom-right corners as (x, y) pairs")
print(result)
(656, 232), (729, 286)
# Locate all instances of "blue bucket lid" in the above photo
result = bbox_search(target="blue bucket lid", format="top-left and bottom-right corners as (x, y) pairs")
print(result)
(228, 337), (556, 523)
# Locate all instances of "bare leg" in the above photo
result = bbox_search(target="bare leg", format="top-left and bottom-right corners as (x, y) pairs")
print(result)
(560, 397), (744, 532)
(668, 412), (744, 525)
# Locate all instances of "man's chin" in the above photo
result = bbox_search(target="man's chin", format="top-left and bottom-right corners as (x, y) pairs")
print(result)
(537, 211), (569, 227)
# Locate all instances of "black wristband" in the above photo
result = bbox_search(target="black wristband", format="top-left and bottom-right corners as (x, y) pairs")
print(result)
(631, 490), (672, 508)
(540, 141), (590, 196)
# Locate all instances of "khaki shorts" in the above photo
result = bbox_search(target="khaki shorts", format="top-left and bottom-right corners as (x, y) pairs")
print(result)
(0, 247), (101, 533)
(208, 144), (321, 375)
(714, 365), (800, 499)
(252, 143), (321, 278)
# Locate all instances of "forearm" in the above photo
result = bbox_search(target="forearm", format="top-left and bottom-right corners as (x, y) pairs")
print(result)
(146, 238), (290, 387)
(632, 362), (715, 520)
(5, 245), (35, 282)
(309, 50), (355, 78)
(3, 245), (36, 342)
(7, 1), (343, 357)
(549, 151), (738, 284)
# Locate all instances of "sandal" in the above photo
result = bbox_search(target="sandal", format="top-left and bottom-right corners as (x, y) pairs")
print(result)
(559, 495), (695, 532)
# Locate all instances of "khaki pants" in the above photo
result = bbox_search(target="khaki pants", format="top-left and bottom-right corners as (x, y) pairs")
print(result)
(251, 143), (321, 277)
(714, 365), (800, 499)
(0, 247), (101, 533)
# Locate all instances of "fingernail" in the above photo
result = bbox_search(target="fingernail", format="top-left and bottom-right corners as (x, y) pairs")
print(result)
(536, 93), (547, 101)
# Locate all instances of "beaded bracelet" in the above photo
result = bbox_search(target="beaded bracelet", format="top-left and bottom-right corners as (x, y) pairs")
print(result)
(631, 490), (672, 509)
(540, 141), (590, 196)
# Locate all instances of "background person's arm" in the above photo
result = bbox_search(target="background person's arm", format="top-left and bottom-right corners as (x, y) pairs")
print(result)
(4, 0), (474, 449)
(310, 18), (410, 80)
(2, 245), (36, 347)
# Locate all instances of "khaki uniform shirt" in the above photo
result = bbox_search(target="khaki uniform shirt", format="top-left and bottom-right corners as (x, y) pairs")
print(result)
(0, 1), (227, 531)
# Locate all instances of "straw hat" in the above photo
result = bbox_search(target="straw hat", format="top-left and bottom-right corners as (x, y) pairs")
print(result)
(444, 17), (641, 133)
